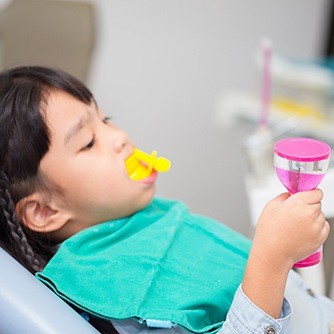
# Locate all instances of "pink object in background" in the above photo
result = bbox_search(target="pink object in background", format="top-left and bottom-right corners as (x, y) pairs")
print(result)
(259, 38), (272, 129)
(274, 137), (331, 268)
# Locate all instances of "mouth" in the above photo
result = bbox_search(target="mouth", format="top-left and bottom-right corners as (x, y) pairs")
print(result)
(125, 155), (149, 180)
(125, 148), (171, 181)
(126, 161), (155, 182)
(139, 170), (158, 184)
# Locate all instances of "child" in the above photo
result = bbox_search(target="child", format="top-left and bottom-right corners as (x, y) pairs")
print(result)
(0, 66), (333, 334)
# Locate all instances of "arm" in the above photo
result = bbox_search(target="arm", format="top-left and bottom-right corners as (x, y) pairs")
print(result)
(220, 189), (329, 334)
(243, 189), (329, 318)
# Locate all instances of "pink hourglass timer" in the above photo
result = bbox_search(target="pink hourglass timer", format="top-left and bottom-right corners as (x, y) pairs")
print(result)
(274, 137), (331, 268)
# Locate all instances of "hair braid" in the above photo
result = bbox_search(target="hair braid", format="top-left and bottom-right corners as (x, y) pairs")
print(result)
(0, 170), (41, 272)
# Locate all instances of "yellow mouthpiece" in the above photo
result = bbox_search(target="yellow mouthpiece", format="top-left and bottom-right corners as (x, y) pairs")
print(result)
(125, 148), (171, 181)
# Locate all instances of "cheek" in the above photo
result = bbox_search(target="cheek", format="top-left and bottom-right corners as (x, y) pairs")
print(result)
(72, 166), (128, 198)
(42, 153), (133, 202)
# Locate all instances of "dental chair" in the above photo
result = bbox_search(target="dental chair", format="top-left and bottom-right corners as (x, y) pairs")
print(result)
(0, 247), (99, 334)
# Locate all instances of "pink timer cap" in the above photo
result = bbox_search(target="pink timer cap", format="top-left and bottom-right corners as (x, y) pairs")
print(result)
(274, 137), (331, 162)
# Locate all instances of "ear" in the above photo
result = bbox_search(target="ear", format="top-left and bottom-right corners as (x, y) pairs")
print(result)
(16, 193), (71, 233)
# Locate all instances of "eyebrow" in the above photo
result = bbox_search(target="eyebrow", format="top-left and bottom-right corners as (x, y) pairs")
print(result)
(64, 112), (90, 146)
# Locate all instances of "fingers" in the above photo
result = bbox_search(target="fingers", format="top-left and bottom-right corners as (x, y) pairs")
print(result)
(309, 210), (330, 246)
(316, 213), (330, 244)
(271, 189), (324, 206)
(323, 220), (330, 242)
(293, 188), (323, 204)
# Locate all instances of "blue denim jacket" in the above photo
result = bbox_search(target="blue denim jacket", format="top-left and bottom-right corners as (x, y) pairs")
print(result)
(219, 285), (291, 334)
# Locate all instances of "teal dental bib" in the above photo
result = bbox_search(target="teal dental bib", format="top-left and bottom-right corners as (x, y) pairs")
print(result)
(36, 198), (251, 333)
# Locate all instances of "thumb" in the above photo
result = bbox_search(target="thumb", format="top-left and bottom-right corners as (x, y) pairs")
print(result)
(270, 192), (290, 204)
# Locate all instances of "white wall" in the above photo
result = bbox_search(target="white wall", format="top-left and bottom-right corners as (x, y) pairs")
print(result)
(86, 0), (329, 235)
(0, 0), (325, 235)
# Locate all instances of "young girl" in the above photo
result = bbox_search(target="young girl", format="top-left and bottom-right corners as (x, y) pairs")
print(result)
(0, 66), (333, 334)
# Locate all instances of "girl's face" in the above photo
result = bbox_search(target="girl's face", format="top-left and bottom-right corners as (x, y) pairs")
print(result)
(39, 90), (156, 238)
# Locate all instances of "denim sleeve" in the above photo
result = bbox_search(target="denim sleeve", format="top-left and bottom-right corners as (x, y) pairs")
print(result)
(218, 285), (292, 334)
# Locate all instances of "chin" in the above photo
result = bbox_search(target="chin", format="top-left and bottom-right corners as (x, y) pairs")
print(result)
(137, 188), (156, 211)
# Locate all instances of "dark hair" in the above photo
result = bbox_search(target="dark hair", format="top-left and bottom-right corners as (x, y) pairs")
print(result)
(0, 66), (93, 273)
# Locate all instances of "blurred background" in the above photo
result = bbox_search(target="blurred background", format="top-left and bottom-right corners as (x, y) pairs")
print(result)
(0, 0), (332, 239)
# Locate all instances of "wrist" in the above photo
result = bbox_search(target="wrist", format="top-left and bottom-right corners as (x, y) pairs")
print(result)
(242, 249), (291, 319)
(249, 244), (294, 273)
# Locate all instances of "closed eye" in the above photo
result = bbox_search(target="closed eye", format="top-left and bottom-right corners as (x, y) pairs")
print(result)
(103, 116), (112, 124)
(82, 135), (96, 151)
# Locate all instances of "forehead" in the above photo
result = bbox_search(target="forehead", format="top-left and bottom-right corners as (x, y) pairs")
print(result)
(44, 90), (96, 127)
(44, 90), (88, 118)
(43, 90), (93, 143)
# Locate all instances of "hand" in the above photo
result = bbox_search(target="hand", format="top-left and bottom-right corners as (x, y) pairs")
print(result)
(252, 189), (330, 270)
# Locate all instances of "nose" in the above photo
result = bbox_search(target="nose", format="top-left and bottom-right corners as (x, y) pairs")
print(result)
(111, 126), (133, 155)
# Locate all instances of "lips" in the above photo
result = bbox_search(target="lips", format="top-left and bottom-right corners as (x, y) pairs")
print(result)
(140, 170), (158, 184)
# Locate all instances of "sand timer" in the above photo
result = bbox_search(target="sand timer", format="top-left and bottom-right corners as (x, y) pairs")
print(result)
(274, 137), (331, 268)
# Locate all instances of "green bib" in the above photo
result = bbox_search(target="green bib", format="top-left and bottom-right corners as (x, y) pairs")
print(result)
(36, 198), (251, 333)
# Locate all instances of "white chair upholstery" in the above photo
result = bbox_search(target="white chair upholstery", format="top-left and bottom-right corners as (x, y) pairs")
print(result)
(0, 248), (100, 334)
